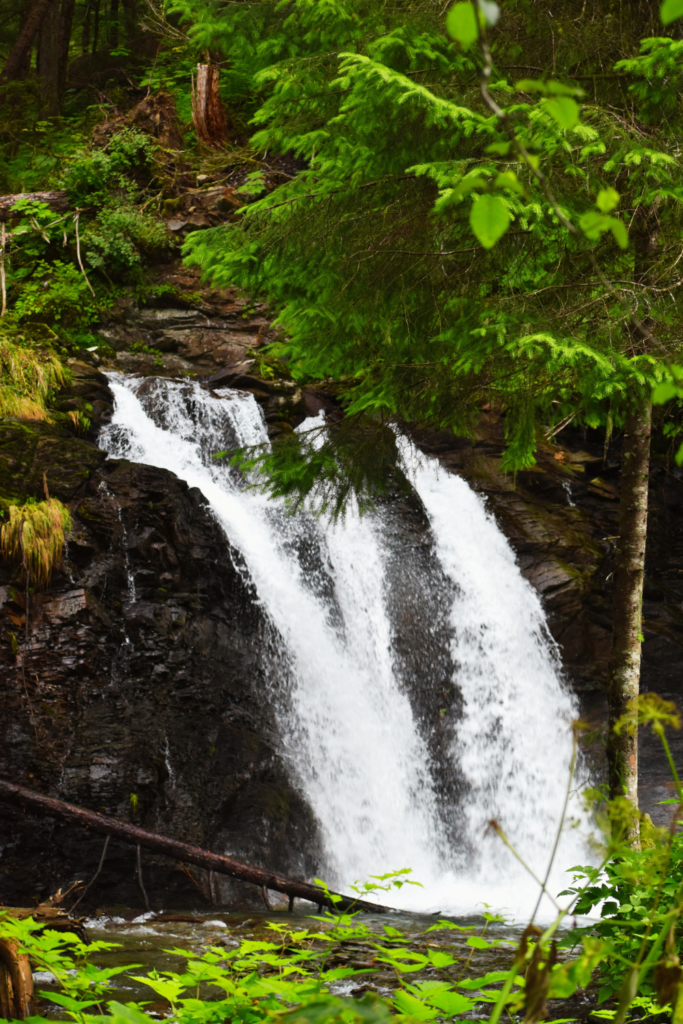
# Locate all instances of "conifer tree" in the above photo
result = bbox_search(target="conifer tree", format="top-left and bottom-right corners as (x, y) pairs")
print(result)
(176, 0), (683, 818)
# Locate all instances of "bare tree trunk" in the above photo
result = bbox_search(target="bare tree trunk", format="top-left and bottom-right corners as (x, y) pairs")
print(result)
(36, 0), (75, 115)
(0, 778), (392, 914)
(108, 0), (119, 50)
(606, 402), (652, 809)
(121, 0), (137, 46)
(81, 1), (91, 53)
(91, 0), (100, 53)
(191, 64), (228, 147)
(0, 0), (53, 84)
(605, 203), (659, 825)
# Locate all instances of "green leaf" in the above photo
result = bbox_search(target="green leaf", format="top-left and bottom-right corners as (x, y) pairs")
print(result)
(544, 96), (580, 130)
(494, 170), (525, 195)
(596, 188), (620, 213)
(485, 141), (512, 155)
(609, 218), (629, 249)
(515, 79), (584, 97)
(470, 195), (511, 248)
(653, 381), (680, 404)
(661, 0), (683, 23)
(426, 991), (474, 1014)
(445, 2), (479, 47)
(105, 1001), (155, 1024)
(393, 991), (437, 1020)
(580, 210), (612, 242)
(466, 935), (492, 949)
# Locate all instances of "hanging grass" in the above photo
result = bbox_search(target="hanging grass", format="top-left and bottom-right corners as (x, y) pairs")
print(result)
(0, 499), (72, 589)
(0, 334), (68, 421)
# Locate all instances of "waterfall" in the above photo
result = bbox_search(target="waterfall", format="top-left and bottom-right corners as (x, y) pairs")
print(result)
(100, 375), (590, 919)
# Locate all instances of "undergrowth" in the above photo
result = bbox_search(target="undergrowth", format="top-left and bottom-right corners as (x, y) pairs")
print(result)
(0, 330), (68, 420)
(0, 498), (72, 589)
(3, 698), (683, 1024)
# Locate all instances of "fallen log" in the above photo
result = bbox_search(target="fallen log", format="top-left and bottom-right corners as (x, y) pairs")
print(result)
(0, 779), (392, 914)
(0, 191), (70, 215)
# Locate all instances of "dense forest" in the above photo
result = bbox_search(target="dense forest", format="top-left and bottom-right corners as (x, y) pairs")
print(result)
(4, 0), (683, 1021)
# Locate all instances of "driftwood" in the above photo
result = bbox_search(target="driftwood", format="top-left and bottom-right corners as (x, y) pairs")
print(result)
(0, 191), (70, 216)
(191, 65), (228, 148)
(0, 779), (392, 914)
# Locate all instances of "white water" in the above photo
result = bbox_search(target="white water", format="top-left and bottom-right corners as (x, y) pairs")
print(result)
(101, 375), (590, 920)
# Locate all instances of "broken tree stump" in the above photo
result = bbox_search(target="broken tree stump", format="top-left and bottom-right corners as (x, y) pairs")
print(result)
(0, 778), (393, 914)
(191, 65), (228, 148)
(0, 937), (33, 1020)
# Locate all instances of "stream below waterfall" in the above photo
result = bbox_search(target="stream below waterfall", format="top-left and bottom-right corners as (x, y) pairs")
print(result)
(99, 374), (593, 921)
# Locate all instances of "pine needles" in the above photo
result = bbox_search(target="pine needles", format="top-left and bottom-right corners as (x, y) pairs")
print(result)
(0, 499), (72, 589)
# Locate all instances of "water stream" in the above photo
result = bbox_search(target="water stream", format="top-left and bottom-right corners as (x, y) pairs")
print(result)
(100, 375), (590, 920)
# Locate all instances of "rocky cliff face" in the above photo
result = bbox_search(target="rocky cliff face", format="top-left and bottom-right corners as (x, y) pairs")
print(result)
(2, 275), (683, 908)
(411, 415), (683, 822)
(0, 364), (320, 910)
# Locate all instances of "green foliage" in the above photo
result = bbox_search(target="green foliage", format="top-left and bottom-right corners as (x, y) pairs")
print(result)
(0, 329), (68, 420)
(10, 260), (101, 326)
(82, 206), (172, 276)
(222, 416), (412, 519)
(5, 708), (683, 1024)
(179, 0), (683, 503)
(60, 129), (156, 206)
(445, 3), (479, 47)
(0, 498), (72, 588)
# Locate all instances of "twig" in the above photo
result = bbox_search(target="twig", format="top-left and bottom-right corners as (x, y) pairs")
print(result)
(70, 836), (110, 913)
(73, 213), (95, 297)
(136, 844), (150, 911)
(0, 220), (6, 318)
(529, 727), (578, 926)
(17, 519), (38, 741)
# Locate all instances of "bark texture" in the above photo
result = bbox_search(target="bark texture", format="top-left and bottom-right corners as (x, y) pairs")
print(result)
(0, 0), (53, 84)
(0, 779), (389, 914)
(606, 403), (652, 804)
(191, 65), (228, 147)
(37, 0), (75, 115)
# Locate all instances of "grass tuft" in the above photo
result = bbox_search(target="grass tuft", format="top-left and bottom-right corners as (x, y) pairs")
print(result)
(0, 499), (72, 589)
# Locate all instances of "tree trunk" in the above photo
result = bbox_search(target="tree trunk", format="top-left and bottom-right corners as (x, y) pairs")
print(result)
(0, 0), (53, 84)
(121, 0), (137, 46)
(0, 778), (392, 914)
(108, 0), (119, 50)
(91, 0), (100, 53)
(36, 0), (75, 115)
(606, 402), (652, 811)
(605, 202), (659, 825)
(191, 65), (229, 147)
(81, 2), (91, 53)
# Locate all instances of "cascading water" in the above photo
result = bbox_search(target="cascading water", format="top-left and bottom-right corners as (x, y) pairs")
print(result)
(100, 374), (590, 919)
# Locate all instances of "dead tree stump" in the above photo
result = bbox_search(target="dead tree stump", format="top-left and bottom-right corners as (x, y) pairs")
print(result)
(0, 938), (33, 1020)
(191, 65), (228, 148)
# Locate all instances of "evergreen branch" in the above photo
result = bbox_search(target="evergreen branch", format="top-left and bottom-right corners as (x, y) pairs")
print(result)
(477, 28), (665, 356)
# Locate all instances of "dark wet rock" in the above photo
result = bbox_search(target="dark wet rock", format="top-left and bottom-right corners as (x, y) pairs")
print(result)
(96, 262), (276, 377)
(410, 414), (683, 825)
(0, 420), (321, 910)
